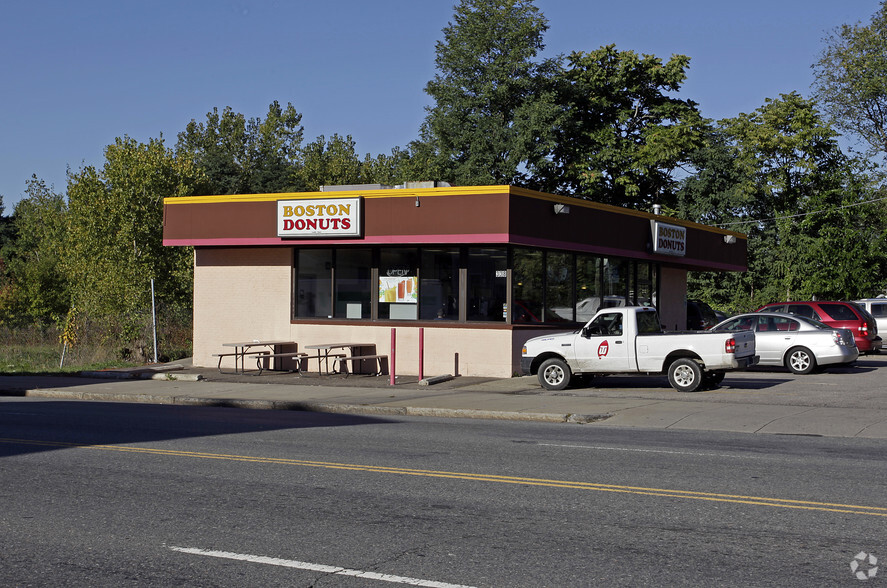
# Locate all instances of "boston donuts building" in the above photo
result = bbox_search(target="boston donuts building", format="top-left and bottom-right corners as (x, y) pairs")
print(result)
(162, 184), (747, 377)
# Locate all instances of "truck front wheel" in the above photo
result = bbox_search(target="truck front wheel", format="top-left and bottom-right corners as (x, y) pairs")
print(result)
(667, 358), (703, 392)
(538, 357), (571, 391)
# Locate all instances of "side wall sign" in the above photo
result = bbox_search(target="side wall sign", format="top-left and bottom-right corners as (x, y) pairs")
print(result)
(651, 221), (687, 257)
(278, 197), (362, 238)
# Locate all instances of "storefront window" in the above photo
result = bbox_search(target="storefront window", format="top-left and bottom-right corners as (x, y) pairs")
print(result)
(291, 245), (658, 324)
(420, 248), (459, 320)
(512, 248), (544, 323)
(545, 252), (573, 322)
(467, 248), (507, 321)
(296, 249), (332, 318)
(635, 261), (656, 307)
(576, 254), (602, 322)
(379, 248), (418, 320)
(602, 258), (628, 309)
(335, 248), (372, 319)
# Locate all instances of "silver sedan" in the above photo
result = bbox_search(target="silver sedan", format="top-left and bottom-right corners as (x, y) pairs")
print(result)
(711, 312), (858, 374)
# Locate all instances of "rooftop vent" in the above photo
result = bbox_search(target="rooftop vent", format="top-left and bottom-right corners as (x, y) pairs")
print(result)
(318, 181), (452, 192)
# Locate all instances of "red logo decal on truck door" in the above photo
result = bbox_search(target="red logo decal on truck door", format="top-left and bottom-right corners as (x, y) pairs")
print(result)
(598, 341), (609, 358)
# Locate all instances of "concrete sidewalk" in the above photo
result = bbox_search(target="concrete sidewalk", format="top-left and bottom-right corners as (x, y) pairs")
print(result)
(2, 356), (887, 439)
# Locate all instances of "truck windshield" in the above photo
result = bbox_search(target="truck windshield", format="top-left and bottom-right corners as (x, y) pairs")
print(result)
(636, 311), (662, 334)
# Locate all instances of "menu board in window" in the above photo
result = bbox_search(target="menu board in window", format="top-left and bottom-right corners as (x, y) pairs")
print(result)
(379, 276), (417, 303)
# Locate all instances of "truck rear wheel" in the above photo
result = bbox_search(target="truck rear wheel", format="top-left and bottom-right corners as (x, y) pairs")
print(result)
(667, 358), (703, 392)
(538, 357), (571, 391)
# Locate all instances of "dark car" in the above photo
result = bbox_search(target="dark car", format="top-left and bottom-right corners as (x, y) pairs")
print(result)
(687, 299), (719, 330)
(755, 300), (882, 354)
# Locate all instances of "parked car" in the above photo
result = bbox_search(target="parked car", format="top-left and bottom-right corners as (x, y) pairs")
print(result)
(687, 299), (719, 330)
(854, 298), (887, 336)
(711, 312), (858, 374)
(755, 300), (882, 354)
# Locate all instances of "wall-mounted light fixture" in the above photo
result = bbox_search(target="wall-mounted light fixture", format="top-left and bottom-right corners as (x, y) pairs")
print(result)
(553, 203), (570, 215)
(724, 235), (737, 244)
(415, 195), (421, 207)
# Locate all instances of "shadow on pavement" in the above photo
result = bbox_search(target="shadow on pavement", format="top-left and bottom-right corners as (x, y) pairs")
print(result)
(0, 400), (394, 458)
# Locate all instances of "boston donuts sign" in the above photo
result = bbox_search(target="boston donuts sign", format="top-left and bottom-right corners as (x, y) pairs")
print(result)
(277, 197), (361, 238)
(651, 221), (686, 257)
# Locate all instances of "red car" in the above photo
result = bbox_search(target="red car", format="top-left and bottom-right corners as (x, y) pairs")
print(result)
(756, 301), (882, 354)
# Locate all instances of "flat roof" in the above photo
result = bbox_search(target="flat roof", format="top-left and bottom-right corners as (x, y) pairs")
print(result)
(163, 185), (747, 272)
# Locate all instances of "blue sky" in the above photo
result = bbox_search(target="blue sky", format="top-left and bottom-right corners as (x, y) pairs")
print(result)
(0, 1), (881, 209)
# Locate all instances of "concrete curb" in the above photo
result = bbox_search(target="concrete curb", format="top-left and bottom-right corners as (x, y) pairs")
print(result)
(9, 388), (611, 424)
(79, 370), (203, 382)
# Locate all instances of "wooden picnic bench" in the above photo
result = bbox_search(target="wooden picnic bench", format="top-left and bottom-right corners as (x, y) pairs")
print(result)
(213, 350), (269, 374)
(255, 352), (308, 375)
(215, 340), (298, 374)
(334, 354), (389, 377)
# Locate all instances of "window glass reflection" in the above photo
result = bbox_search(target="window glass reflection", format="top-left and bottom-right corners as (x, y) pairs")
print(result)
(467, 248), (507, 321)
(335, 248), (372, 319)
(421, 248), (459, 320)
(297, 249), (332, 318)
(513, 248), (543, 323)
(545, 252), (573, 322)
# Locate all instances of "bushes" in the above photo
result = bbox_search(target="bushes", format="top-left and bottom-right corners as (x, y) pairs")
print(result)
(0, 304), (192, 374)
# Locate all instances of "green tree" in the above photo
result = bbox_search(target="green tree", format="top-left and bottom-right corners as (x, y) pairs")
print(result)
(684, 93), (887, 310)
(297, 134), (363, 191)
(419, 0), (562, 186)
(812, 1), (887, 159)
(547, 45), (707, 209)
(64, 137), (203, 343)
(177, 101), (304, 195)
(361, 147), (412, 186)
(0, 178), (69, 326)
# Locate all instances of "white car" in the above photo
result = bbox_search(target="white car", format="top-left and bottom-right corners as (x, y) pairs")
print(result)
(711, 312), (858, 374)
(854, 298), (887, 336)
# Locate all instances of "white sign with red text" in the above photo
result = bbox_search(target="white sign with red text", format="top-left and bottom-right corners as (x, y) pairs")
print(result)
(278, 198), (361, 238)
(652, 221), (687, 257)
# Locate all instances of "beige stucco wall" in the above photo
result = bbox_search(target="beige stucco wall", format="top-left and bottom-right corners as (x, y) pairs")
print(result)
(283, 323), (515, 378)
(193, 247), (294, 369)
(658, 266), (688, 331)
(193, 247), (517, 377)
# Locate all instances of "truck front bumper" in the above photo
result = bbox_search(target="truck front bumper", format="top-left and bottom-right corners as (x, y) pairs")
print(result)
(520, 357), (534, 375)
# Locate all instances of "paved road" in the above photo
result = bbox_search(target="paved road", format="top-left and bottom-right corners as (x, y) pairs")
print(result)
(2, 399), (885, 586)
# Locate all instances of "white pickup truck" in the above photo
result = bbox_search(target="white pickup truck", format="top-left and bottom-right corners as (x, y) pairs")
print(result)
(521, 306), (758, 392)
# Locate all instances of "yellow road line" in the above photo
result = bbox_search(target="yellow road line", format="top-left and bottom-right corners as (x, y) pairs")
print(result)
(3, 437), (885, 517)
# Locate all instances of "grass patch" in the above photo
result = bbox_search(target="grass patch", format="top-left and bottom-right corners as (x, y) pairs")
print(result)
(0, 321), (190, 375)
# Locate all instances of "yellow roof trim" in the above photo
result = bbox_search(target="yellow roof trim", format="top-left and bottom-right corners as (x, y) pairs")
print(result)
(163, 185), (511, 205)
(163, 184), (745, 240)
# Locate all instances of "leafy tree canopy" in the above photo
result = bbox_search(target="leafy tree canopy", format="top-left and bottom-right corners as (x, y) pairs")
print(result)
(176, 101), (304, 195)
(545, 45), (707, 209)
(64, 137), (202, 330)
(419, 0), (563, 186)
(812, 1), (887, 160)
(0, 177), (68, 326)
(684, 93), (887, 309)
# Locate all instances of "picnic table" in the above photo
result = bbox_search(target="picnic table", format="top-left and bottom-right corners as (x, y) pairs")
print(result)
(215, 340), (299, 374)
(303, 343), (384, 376)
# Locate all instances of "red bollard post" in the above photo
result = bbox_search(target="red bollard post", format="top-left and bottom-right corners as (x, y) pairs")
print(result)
(418, 327), (424, 381)
(389, 328), (396, 386)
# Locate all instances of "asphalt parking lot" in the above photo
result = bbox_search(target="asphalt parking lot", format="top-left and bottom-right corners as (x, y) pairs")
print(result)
(546, 354), (887, 408)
